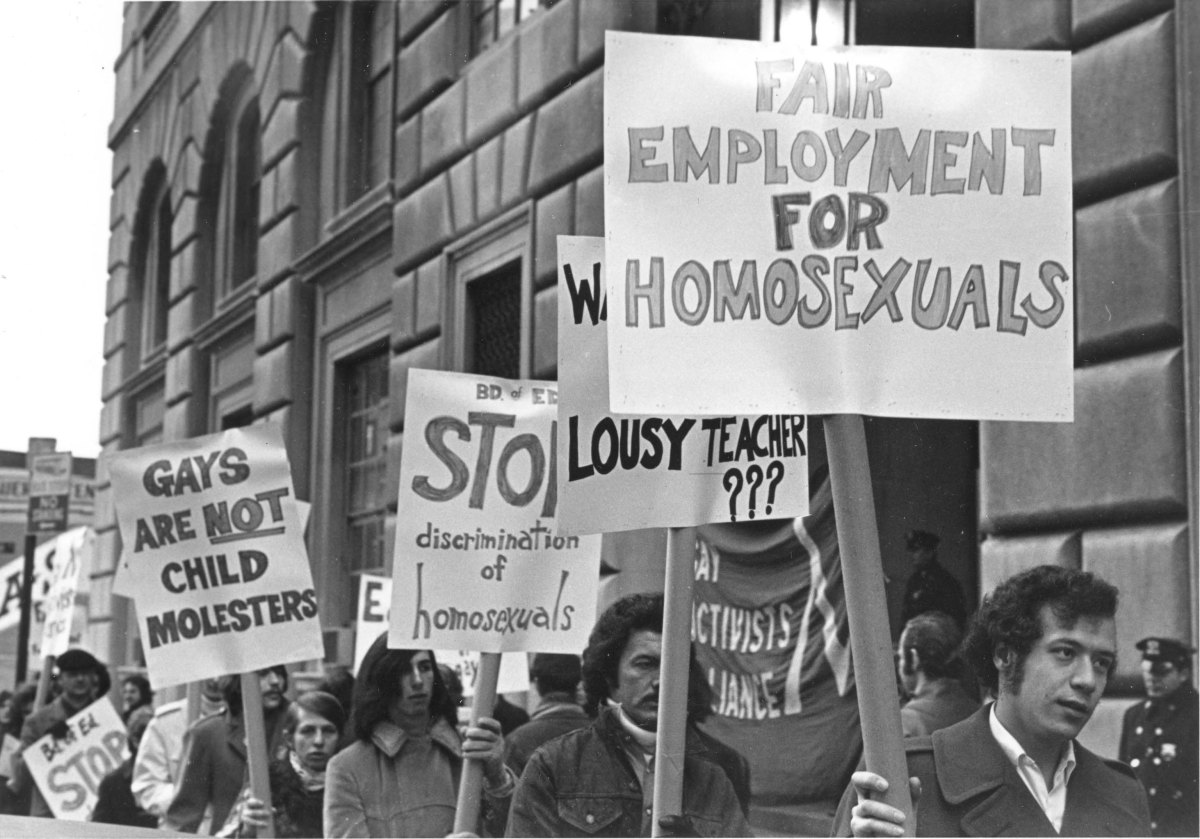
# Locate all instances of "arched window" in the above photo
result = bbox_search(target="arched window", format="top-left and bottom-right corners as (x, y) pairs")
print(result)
(132, 165), (172, 360)
(205, 76), (261, 299)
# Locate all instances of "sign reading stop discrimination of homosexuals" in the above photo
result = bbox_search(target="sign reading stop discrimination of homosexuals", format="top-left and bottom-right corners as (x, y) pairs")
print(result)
(604, 33), (1073, 421)
(23, 697), (127, 820)
(557, 236), (808, 534)
(389, 369), (601, 654)
(108, 425), (324, 689)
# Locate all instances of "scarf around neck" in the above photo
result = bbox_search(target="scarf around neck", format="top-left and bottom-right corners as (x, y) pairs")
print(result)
(288, 749), (326, 792)
(607, 698), (656, 755)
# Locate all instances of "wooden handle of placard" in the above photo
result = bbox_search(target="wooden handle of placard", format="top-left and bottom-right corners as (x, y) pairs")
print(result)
(34, 656), (55, 710)
(824, 414), (915, 836)
(452, 651), (501, 836)
(240, 672), (275, 839)
(650, 526), (696, 837)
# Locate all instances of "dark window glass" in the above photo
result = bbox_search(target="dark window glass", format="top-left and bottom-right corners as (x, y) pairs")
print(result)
(342, 350), (389, 573)
(467, 260), (521, 378)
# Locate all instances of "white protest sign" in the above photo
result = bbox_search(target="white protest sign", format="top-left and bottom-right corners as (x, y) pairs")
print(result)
(0, 528), (88, 634)
(39, 528), (93, 658)
(389, 369), (601, 653)
(22, 697), (127, 821)
(108, 425), (324, 689)
(0, 733), (18, 778)
(604, 33), (1072, 421)
(355, 575), (528, 693)
(557, 235), (808, 534)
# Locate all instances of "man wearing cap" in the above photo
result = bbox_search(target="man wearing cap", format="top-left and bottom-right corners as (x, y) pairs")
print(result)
(1119, 636), (1198, 837)
(7, 647), (106, 817)
(899, 529), (966, 628)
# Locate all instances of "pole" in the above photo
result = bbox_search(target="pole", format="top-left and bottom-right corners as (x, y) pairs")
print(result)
(186, 681), (202, 725)
(453, 651), (501, 835)
(824, 414), (914, 835)
(240, 672), (275, 838)
(34, 656), (55, 710)
(15, 534), (37, 686)
(651, 526), (696, 837)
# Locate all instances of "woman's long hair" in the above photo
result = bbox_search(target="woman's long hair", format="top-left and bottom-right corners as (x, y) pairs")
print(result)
(351, 633), (456, 742)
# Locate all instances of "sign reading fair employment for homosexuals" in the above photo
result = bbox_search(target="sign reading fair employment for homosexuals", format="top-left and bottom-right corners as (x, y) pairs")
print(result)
(604, 33), (1073, 421)
(389, 369), (601, 654)
(557, 236), (808, 533)
(108, 425), (324, 688)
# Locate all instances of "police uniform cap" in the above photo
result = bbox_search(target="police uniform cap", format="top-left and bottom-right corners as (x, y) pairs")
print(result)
(1136, 636), (1196, 668)
(55, 648), (102, 674)
(905, 529), (940, 551)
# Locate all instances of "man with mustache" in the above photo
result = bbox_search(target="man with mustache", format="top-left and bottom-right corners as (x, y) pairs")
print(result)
(506, 593), (750, 837)
(838, 565), (1152, 836)
(167, 665), (291, 834)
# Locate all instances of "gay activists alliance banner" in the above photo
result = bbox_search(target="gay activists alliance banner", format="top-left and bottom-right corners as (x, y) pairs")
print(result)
(604, 33), (1072, 421)
(694, 467), (861, 835)
(22, 697), (127, 820)
(389, 369), (601, 653)
(108, 425), (324, 688)
(557, 236), (808, 534)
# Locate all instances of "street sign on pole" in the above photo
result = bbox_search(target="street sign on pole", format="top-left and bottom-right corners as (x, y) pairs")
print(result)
(27, 451), (71, 534)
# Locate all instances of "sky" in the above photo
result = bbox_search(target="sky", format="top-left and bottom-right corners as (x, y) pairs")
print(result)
(0, 1), (124, 459)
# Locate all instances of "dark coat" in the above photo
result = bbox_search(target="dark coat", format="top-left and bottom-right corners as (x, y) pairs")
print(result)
(504, 698), (590, 778)
(1119, 684), (1199, 837)
(166, 703), (289, 834)
(834, 706), (1152, 836)
(901, 560), (966, 627)
(267, 756), (324, 838)
(91, 757), (158, 828)
(506, 706), (750, 837)
(900, 679), (979, 738)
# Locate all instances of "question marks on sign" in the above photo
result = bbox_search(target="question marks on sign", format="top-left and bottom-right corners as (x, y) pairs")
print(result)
(764, 461), (784, 515)
(745, 465), (764, 519)
(723, 460), (785, 521)
(722, 468), (744, 522)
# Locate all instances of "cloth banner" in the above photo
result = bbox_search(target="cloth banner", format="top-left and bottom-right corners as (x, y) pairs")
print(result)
(604, 32), (1073, 421)
(389, 369), (601, 653)
(107, 425), (324, 689)
(556, 235), (808, 534)
(22, 697), (127, 821)
(355, 574), (528, 694)
(694, 467), (862, 836)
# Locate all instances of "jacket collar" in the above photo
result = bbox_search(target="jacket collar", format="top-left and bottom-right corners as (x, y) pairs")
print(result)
(932, 705), (1055, 836)
(594, 706), (714, 761)
(370, 717), (461, 759)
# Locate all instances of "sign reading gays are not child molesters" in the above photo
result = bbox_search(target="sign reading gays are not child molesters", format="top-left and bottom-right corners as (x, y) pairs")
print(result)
(109, 425), (324, 688)
(556, 235), (808, 534)
(604, 33), (1073, 421)
(389, 369), (600, 654)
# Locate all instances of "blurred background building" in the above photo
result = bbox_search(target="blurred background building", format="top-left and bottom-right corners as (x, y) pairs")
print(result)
(93, 0), (1195, 790)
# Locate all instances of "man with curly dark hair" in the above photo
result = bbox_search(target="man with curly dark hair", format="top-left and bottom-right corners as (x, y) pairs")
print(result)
(506, 593), (751, 837)
(838, 565), (1152, 836)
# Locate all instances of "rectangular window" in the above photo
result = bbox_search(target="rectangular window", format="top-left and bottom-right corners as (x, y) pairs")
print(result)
(133, 387), (165, 447)
(348, 2), (393, 203)
(466, 261), (521, 378)
(340, 349), (389, 574)
(470, 0), (551, 57)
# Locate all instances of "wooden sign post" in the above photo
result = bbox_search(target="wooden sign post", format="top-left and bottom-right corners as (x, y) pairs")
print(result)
(453, 651), (501, 835)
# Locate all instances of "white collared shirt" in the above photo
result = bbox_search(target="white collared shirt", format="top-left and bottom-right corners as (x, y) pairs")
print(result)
(989, 704), (1077, 832)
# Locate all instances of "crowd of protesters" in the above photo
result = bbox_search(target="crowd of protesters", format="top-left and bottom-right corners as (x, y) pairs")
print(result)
(0, 560), (1194, 838)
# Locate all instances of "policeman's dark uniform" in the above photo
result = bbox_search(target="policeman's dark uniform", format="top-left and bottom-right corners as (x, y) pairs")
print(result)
(1119, 637), (1199, 837)
(899, 530), (966, 627)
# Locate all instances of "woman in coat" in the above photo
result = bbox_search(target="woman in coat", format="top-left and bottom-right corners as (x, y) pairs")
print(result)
(324, 635), (515, 837)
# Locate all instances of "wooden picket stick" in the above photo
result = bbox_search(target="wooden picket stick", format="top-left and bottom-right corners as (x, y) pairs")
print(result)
(33, 655), (55, 710)
(452, 651), (501, 835)
(650, 526), (696, 837)
(824, 414), (914, 836)
(240, 672), (275, 839)
(186, 681), (202, 725)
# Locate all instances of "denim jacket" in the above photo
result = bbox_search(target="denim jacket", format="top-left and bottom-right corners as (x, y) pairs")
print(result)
(506, 707), (751, 837)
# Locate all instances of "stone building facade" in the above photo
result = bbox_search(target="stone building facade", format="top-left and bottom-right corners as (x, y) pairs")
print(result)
(95, 0), (1195, 764)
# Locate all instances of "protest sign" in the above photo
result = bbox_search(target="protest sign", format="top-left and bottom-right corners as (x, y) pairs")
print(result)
(22, 697), (127, 821)
(38, 528), (92, 658)
(389, 369), (601, 653)
(0, 733), (18, 779)
(108, 425), (324, 689)
(557, 235), (808, 534)
(604, 33), (1072, 421)
(0, 528), (86, 634)
(355, 574), (528, 693)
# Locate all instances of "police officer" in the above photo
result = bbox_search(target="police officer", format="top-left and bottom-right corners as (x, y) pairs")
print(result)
(899, 529), (966, 628)
(1119, 636), (1198, 837)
